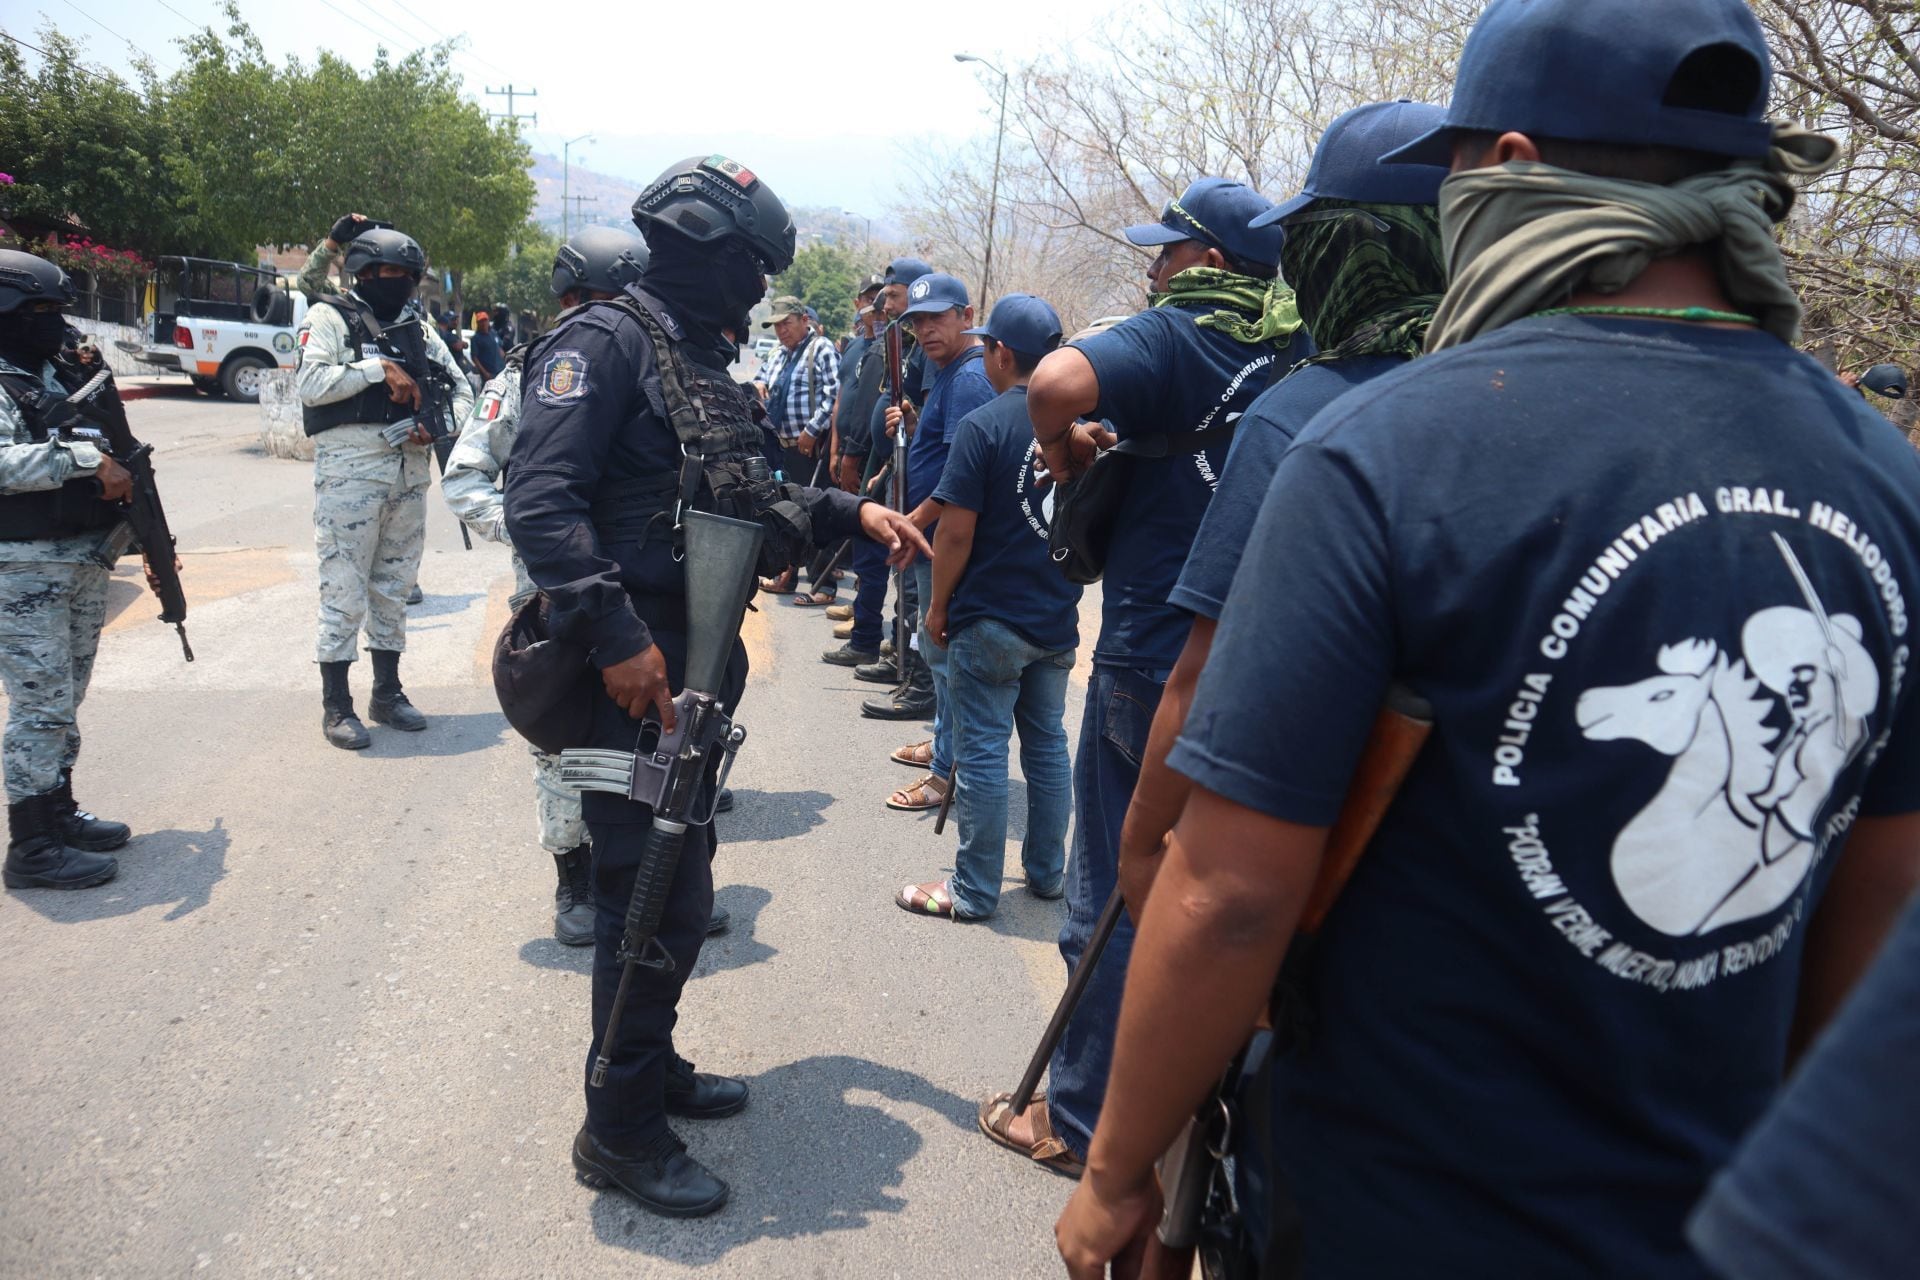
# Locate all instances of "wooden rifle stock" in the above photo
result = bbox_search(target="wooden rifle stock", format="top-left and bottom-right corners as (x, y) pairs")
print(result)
(1143, 688), (1434, 1278)
(885, 320), (909, 683)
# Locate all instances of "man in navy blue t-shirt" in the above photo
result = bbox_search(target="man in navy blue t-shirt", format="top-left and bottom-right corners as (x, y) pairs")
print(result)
(1057, 2), (1920, 1277)
(977, 176), (1310, 1173)
(869, 274), (996, 819)
(1115, 102), (1451, 933)
(892, 294), (1081, 921)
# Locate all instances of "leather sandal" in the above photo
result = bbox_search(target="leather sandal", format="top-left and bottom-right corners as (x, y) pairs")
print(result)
(886, 773), (948, 812)
(895, 878), (961, 919)
(889, 740), (933, 769)
(790, 591), (835, 607)
(977, 1092), (1085, 1178)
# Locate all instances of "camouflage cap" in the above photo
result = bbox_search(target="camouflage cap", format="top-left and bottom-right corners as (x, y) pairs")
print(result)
(760, 295), (807, 327)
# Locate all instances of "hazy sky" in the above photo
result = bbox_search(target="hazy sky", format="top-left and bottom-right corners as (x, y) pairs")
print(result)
(6, 0), (1120, 212)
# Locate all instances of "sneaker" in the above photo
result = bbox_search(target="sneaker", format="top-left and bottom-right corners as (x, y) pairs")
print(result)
(833, 619), (854, 640)
(825, 604), (854, 621)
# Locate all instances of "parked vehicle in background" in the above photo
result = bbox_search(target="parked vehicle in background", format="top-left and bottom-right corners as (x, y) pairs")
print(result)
(752, 335), (777, 363)
(116, 257), (306, 403)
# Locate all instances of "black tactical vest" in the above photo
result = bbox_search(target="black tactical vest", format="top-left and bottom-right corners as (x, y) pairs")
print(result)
(301, 297), (429, 436)
(577, 292), (811, 573)
(0, 364), (128, 541)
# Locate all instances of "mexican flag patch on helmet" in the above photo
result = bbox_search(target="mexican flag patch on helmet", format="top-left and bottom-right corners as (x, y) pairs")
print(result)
(701, 155), (756, 189)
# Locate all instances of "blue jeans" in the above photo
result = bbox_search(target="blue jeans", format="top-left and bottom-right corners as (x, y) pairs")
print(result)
(850, 537), (888, 653)
(1049, 663), (1167, 1159)
(911, 559), (953, 781)
(944, 620), (1074, 918)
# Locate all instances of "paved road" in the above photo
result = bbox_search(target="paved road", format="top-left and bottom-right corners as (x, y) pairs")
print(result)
(0, 389), (1083, 1278)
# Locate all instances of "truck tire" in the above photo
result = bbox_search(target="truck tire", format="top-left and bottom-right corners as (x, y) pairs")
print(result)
(250, 285), (294, 326)
(220, 353), (273, 404)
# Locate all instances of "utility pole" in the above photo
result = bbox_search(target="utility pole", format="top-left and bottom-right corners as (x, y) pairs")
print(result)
(564, 194), (600, 229)
(485, 85), (538, 127)
(562, 133), (594, 239)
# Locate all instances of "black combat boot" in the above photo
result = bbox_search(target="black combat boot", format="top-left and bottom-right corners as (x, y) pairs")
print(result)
(4, 794), (117, 890)
(320, 661), (370, 750)
(572, 1126), (728, 1218)
(553, 844), (594, 947)
(52, 774), (131, 852)
(664, 1054), (749, 1118)
(367, 649), (428, 732)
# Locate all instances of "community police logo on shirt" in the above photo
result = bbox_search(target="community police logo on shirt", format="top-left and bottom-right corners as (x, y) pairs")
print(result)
(1017, 442), (1055, 536)
(1492, 488), (1909, 993)
(537, 349), (590, 404)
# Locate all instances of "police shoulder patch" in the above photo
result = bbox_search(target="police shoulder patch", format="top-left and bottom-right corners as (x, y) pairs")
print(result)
(536, 348), (591, 404)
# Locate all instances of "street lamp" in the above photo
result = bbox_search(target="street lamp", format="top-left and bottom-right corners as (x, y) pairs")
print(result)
(954, 53), (1008, 308)
(842, 209), (872, 253)
(562, 132), (594, 238)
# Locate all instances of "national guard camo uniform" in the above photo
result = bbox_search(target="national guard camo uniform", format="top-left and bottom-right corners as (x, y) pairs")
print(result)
(296, 301), (472, 663)
(0, 355), (132, 801)
(295, 242), (343, 301)
(443, 359), (587, 854)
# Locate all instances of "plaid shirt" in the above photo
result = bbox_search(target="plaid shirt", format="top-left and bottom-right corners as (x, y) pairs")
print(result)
(760, 334), (840, 445)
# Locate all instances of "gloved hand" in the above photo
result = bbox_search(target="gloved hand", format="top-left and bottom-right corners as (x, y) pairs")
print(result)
(329, 213), (371, 245)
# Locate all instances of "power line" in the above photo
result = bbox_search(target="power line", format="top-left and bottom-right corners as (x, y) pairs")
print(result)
(58, 0), (175, 73)
(0, 25), (139, 87)
(485, 83), (537, 127)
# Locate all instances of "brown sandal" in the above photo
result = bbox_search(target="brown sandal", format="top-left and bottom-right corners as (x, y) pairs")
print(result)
(977, 1092), (1084, 1177)
(886, 773), (948, 811)
(889, 740), (933, 769)
(895, 878), (958, 919)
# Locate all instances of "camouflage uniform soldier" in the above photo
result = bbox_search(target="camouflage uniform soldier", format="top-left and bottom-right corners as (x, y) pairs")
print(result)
(443, 227), (648, 946)
(297, 226), (472, 749)
(0, 250), (138, 891)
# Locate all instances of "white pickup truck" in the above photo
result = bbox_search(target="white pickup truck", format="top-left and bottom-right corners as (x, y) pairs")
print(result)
(117, 256), (306, 403)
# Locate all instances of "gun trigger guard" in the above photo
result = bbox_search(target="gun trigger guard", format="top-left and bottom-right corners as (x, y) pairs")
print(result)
(633, 936), (676, 975)
(689, 721), (749, 824)
(1205, 1097), (1233, 1162)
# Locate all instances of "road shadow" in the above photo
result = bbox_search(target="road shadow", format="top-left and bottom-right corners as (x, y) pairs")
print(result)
(520, 935), (594, 975)
(586, 1054), (972, 1263)
(7, 818), (229, 923)
(693, 884), (775, 978)
(719, 789), (831, 843)
(985, 888), (1069, 945)
(404, 591), (485, 620)
(359, 712), (508, 759)
(101, 573), (147, 629)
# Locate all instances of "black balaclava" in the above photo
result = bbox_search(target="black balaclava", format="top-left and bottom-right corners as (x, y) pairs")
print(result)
(356, 274), (417, 323)
(0, 308), (69, 368)
(643, 225), (766, 367)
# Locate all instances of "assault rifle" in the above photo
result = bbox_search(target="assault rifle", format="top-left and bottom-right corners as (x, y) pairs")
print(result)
(378, 317), (472, 549)
(46, 362), (194, 661)
(558, 510), (762, 1087)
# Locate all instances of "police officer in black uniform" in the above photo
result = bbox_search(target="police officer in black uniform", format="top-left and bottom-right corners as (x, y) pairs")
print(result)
(504, 155), (927, 1217)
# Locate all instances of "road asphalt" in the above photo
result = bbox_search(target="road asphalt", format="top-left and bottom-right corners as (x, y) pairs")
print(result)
(0, 387), (1089, 1278)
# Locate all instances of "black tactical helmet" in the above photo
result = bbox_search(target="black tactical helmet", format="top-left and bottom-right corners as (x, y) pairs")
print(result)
(0, 249), (77, 315)
(1861, 363), (1908, 400)
(551, 226), (650, 299)
(631, 155), (796, 275)
(343, 228), (427, 280)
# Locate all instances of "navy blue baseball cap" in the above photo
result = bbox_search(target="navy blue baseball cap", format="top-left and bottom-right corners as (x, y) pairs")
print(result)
(901, 272), (970, 317)
(1123, 177), (1285, 269)
(1384, 0), (1773, 167)
(883, 257), (934, 287)
(963, 293), (1063, 358)
(1252, 101), (1451, 227)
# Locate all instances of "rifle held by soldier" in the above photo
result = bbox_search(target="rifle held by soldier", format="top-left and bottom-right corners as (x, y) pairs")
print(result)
(49, 361), (194, 661)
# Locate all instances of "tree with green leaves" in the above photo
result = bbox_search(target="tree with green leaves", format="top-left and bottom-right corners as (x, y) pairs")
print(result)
(774, 241), (863, 336)
(0, 27), (201, 257)
(465, 222), (563, 326)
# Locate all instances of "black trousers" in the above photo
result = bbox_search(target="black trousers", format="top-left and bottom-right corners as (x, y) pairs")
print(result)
(581, 626), (744, 1151)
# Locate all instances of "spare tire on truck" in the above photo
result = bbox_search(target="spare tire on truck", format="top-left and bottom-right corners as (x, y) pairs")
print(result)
(250, 285), (293, 327)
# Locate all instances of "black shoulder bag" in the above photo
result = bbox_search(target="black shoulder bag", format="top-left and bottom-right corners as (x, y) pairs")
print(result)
(1047, 420), (1239, 585)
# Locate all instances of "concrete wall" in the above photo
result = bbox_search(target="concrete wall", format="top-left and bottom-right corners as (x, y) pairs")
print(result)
(258, 369), (313, 461)
(69, 316), (152, 380)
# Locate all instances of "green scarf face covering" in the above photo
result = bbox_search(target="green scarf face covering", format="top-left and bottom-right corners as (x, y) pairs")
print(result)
(1279, 201), (1447, 363)
(1428, 124), (1839, 351)
(1151, 265), (1303, 349)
